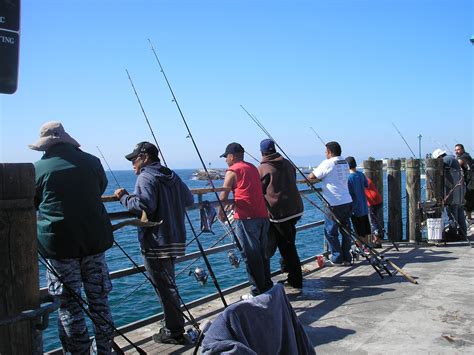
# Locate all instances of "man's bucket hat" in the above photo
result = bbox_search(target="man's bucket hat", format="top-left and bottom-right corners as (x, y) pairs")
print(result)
(29, 121), (80, 151)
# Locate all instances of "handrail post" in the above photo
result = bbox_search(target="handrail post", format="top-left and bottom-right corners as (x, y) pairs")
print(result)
(425, 158), (444, 203)
(0, 163), (41, 354)
(387, 159), (402, 242)
(406, 159), (421, 243)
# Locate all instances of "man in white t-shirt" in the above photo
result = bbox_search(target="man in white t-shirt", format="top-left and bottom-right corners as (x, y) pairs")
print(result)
(308, 141), (353, 265)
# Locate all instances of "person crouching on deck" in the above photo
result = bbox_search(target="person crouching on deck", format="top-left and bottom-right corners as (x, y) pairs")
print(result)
(218, 142), (273, 299)
(30, 121), (115, 354)
(114, 141), (193, 345)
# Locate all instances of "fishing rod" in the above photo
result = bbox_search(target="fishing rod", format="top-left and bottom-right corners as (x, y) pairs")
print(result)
(126, 68), (228, 309)
(310, 127), (326, 147)
(147, 40), (244, 283)
(242, 106), (418, 284)
(37, 251), (142, 354)
(300, 193), (386, 278)
(95, 145), (200, 329)
(391, 122), (417, 158)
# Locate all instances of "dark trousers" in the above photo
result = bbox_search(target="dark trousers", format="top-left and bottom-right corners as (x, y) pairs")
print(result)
(268, 218), (302, 288)
(143, 256), (184, 337)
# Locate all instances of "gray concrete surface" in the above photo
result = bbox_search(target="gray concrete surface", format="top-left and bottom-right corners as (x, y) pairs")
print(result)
(290, 241), (474, 354)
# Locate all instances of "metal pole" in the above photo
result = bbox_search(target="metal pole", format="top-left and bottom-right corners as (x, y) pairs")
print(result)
(418, 134), (422, 161)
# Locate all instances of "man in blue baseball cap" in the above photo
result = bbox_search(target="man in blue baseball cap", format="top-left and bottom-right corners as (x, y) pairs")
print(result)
(258, 139), (304, 288)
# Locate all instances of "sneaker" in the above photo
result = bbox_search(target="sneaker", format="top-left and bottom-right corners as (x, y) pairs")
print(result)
(343, 261), (352, 266)
(152, 328), (189, 345)
(324, 258), (344, 267)
(240, 293), (255, 300)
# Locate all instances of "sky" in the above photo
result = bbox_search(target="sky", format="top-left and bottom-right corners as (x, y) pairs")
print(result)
(0, 0), (473, 170)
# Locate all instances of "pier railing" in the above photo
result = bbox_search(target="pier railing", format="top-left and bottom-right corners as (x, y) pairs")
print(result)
(39, 183), (324, 299)
(2, 159), (434, 353)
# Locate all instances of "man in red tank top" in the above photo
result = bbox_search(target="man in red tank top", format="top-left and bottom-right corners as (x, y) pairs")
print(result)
(218, 142), (273, 298)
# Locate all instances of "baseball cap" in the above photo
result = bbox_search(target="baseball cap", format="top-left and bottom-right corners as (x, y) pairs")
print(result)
(220, 142), (244, 158)
(260, 139), (276, 154)
(432, 148), (446, 159)
(125, 142), (159, 161)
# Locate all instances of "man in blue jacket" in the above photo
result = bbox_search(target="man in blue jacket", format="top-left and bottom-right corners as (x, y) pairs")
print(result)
(114, 141), (193, 345)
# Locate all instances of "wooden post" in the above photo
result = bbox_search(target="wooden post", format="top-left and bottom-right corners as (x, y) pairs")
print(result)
(363, 159), (385, 236)
(425, 158), (444, 203)
(0, 163), (40, 354)
(406, 159), (421, 243)
(387, 159), (402, 242)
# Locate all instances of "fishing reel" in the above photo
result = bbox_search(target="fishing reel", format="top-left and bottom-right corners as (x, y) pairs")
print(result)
(227, 249), (241, 268)
(189, 266), (208, 286)
(350, 245), (360, 262)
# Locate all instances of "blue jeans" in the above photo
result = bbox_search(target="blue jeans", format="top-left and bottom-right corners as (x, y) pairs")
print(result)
(324, 203), (353, 264)
(234, 218), (273, 295)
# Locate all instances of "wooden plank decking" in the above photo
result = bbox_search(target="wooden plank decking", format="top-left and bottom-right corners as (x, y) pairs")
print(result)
(113, 227), (474, 354)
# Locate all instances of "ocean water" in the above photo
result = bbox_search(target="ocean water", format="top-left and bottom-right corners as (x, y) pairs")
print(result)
(41, 169), (411, 351)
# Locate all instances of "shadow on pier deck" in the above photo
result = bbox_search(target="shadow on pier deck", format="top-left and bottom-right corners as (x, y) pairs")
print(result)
(113, 237), (474, 354)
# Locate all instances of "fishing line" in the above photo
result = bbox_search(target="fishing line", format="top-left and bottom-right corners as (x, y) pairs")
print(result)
(126, 67), (228, 308)
(391, 122), (417, 158)
(113, 279), (148, 308)
(241, 106), (419, 284)
(96, 146), (121, 189)
(310, 127), (326, 147)
(245, 150), (260, 164)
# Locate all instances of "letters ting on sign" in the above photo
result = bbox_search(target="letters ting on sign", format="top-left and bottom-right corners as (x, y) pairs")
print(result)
(0, 35), (14, 44)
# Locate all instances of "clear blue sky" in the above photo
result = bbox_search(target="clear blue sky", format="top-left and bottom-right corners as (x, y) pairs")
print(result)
(1, 0), (473, 169)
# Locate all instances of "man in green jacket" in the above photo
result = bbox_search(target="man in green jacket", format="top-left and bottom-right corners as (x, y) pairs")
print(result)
(31, 121), (114, 354)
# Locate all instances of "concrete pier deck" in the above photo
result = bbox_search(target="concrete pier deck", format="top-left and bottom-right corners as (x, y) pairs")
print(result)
(114, 235), (474, 354)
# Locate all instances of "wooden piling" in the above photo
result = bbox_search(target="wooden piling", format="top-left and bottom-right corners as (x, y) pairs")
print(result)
(363, 159), (385, 236)
(425, 158), (444, 203)
(387, 159), (403, 242)
(0, 163), (40, 354)
(405, 159), (421, 243)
